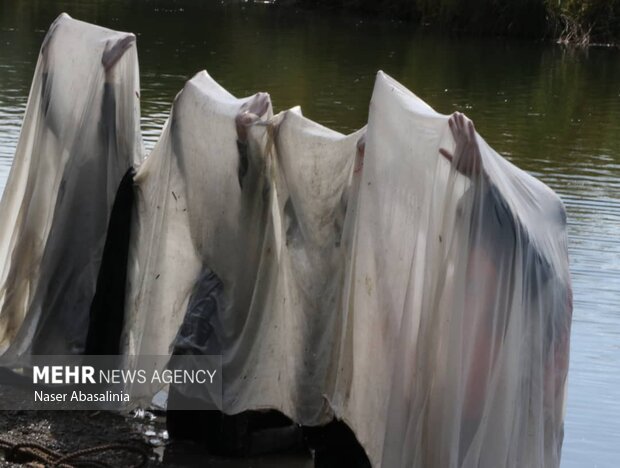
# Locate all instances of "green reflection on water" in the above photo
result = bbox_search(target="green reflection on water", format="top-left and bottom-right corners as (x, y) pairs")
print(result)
(3, 1), (619, 174)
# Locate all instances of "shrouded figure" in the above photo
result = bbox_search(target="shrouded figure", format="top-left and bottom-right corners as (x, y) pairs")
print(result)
(166, 95), (371, 467)
(386, 111), (572, 467)
(166, 93), (306, 457)
(439, 112), (570, 434)
(0, 14), (141, 359)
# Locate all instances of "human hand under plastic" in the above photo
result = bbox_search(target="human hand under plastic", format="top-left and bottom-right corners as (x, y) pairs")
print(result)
(439, 112), (485, 179)
(235, 92), (270, 142)
(101, 36), (136, 74)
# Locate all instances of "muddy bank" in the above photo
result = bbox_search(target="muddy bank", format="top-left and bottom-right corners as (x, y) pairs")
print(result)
(0, 410), (165, 467)
(0, 410), (313, 467)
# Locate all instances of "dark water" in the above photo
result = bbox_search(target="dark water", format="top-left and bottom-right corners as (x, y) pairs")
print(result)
(0, 1), (619, 466)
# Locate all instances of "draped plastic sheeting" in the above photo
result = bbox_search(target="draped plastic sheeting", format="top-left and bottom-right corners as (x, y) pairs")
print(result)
(0, 14), (572, 468)
(124, 69), (570, 467)
(0, 14), (142, 358)
(123, 70), (365, 426)
(335, 72), (572, 467)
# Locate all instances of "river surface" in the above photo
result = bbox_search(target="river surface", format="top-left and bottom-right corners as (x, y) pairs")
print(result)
(0, 1), (619, 466)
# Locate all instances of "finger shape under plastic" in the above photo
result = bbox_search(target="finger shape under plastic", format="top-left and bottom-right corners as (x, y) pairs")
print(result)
(102, 35), (136, 73)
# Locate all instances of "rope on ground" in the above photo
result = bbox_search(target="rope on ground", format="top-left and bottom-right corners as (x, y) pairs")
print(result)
(0, 437), (149, 468)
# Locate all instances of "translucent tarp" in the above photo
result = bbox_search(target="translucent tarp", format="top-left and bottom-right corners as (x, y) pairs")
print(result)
(335, 73), (572, 468)
(0, 15), (572, 468)
(124, 69), (571, 467)
(123, 70), (365, 427)
(0, 14), (142, 358)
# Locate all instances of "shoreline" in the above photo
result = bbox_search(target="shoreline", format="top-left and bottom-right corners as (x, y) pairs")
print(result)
(285, 0), (620, 48)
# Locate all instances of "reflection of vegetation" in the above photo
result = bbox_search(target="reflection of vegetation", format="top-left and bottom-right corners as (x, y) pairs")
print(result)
(302, 0), (620, 45)
(545, 0), (620, 45)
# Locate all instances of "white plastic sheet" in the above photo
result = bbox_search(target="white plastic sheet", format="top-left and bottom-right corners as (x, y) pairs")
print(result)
(0, 14), (142, 358)
(124, 70), (365, 426)
(335, 72), (571, 467)
(124, 69), (570, 467)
